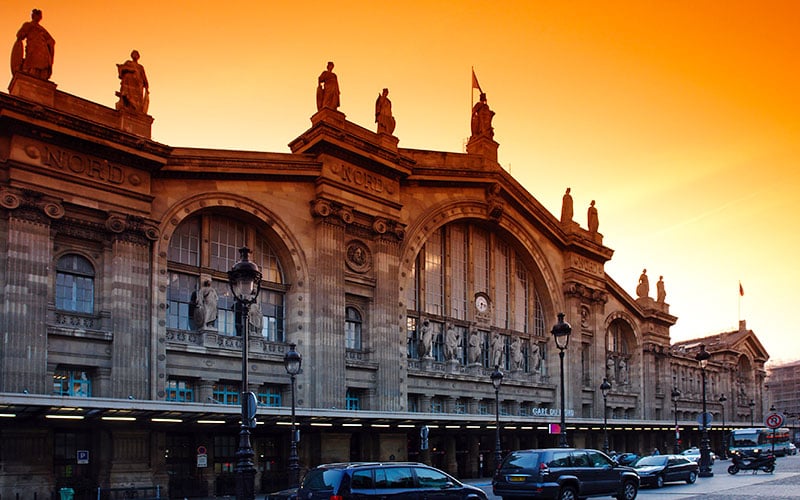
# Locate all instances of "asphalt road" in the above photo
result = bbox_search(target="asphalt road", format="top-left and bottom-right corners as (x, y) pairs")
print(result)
(468, 453), (800, 500)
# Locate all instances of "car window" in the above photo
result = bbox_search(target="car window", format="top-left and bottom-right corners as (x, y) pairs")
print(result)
(303, 469), (343, 491)
(587, 451), (613, 467)
(501, 452), (540, 470)
(374, 467), (415, 489)
(415, 467), (450, 488)
(351, 470), (374, 489)
(571, 452), (590, 467)
(547, 451), (571, 468)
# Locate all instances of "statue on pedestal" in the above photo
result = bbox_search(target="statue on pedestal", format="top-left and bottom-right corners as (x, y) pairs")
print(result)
(116, 50), (149, 113)
(11, 9), (55, 80)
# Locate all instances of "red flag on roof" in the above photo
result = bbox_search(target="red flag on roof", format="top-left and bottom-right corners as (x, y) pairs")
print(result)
(471, 68), (482, 93)
(739, 281), (744, 296)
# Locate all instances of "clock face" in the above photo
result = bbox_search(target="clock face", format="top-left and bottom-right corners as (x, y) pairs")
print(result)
(475, 296), (489, 313)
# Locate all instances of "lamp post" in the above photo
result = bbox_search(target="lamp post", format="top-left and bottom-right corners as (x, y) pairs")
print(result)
(600, 377), (612, 454)
(284, 343), (302, 488)
(671, 386), (681, 454)
(551, 312), (572, 448)
(228, 247), (262, 500)
(491, 365), (504, 467)
(719, 394), (727, 459)
(749, 399), (755, 427)
(696, 344), (713, 477)
(769, 405), (777, 455)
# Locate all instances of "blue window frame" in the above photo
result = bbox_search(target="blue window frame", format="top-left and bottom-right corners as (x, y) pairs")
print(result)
(257, 385), (282, 407)
(165, 379), (195, 402)
(346, 389), (361, 410)
(212, 383), (240, 405)
(53, 369), (92, 397)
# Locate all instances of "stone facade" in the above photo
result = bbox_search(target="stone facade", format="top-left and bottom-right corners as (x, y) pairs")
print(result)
(0, 73), (770, 499)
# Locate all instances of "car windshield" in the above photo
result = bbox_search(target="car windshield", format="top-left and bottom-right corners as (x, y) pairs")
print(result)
(633, 456), (666, 467)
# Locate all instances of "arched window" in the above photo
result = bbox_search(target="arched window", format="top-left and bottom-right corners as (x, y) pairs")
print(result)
(55, 254), (95, 314)
(345, 307), (362, 350)
(166, 214), (286, 340)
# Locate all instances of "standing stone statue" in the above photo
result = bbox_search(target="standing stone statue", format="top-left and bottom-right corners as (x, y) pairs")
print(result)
(316, 61), (340, 111)
(606, 357), (616, 384)
(11, 9), (55, 80)
(636, 269), (650, 299)
(248, 302), (263, 334)
(530, 342), (541, 372)
(468, 330), (481, 364)
(510, 337), (523, 370)
(491, 333), (503, 367)
(470, 92), (495, 138)
(444, 326), (459, 361)
(116, 50), (149, 113)
(587, 200), (599, 233)
(418, 319), (432, 358)
(656, 276), (666, 303)
(193, 279), (218, 329)
(375, 88), (396, 134)
(560, 187), (574, 223)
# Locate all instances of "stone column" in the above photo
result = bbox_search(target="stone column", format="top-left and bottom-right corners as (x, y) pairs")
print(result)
(310, 214), (346, 408)
(1, 209), (53, 393)
(372, 234), (403, 410)
(110, 235), (152, 398)
(444, 434), (458, 476)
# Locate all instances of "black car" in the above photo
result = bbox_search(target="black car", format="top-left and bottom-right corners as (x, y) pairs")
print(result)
(631, 455), (698, 488)
(297, 462), (487, 500)
(612, 453), (640, 466)
(492, 448), (639, 500)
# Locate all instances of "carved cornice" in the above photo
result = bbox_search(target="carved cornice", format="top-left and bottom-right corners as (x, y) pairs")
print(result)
(563, 281), (608, 304)
(1, 187), (65, 222)
(485, 183), (505, 220)
(310, 196), (405, 241)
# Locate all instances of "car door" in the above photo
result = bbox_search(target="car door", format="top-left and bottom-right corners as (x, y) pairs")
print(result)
(586, 450), (620, 495)
(372, 466), (419, 500)
(570, 451), (600, 496)
(413, 466), (463, 500)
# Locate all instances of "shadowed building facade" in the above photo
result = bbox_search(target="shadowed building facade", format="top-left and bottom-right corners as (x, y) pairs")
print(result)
(0, 67), (769, 499)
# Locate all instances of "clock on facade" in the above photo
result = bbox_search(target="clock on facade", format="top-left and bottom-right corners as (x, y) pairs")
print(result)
(475, 295), (489, 313)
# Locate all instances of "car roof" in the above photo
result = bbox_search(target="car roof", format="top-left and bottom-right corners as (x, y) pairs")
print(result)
(313, 462), (429, 470)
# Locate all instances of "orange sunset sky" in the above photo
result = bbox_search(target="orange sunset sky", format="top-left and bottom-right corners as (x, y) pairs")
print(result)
(3, 1), (799, 364)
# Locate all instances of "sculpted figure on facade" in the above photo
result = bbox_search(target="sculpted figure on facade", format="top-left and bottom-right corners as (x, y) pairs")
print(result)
(375, 88), (396, 135)
(656, 275), (666, 303)
(470, 92), (495, 138)
(11, 9), (55, 80)
(468, 330), (481, 364)
(618, 358), (629, 385)
(510, 337), (523, 370)
(444, 326), (459, 361)
(491, 333), (504, 367)
(588, 200), (599, 233)
(248, 302), (263, 334)
(560, 187), (573, 223)
(316, 61), (340, 111)
(530, 342), (542, 372)
(636, 269), (650, 298)
(193, 279), (218, 329)
(418, 319), (432, 358)
(116, 50), (149, 113)
(606, 356), (616, 384)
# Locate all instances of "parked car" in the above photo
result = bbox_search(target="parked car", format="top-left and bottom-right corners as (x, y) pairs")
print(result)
(789, 443), (797, 455)
(631, 454), (698, 488)
(297, 462), (487, 500)
(612, 452), (640, 466)
(680, 447), (716, 465)
(492, 448), (639, 500)
(266, 487), (297, 500)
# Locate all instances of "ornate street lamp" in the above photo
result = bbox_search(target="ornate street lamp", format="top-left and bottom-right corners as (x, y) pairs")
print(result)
(551, 312), (572, 448)
(600, 377), (612, 454)
(671, 386), (681, 454)
(284, 343), (302, 488)
(696, 344), (713, 477)
(719, 394), (728, 459)
(228, 247), (262, 500)
(491, 365), (504, 467)
(749, 399), (755, 427)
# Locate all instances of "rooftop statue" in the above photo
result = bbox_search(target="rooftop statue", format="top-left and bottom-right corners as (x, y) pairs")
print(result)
(587, 199), (599, 232)
(375, 88), (395, 134)
(115, 50), (149, 114)
(561, 187), (573, 223)
(470, 92), (495, 138)
(11, 9), (55, 80)
(316, 61), (340, 111)
(636, 269), (650, 299)
(657, 275), (666, 303)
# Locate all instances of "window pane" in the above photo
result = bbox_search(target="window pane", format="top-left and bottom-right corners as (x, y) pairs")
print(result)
(472, 227), (489, 295)
(449, 224), (467, 320)
(168, 217), (200, 266)
(55, 255), (94, 314)
(423, 229), (444, 315)
(254, 234), (284, 284)
(167, 272), (198, 330)
(209, 216), (246, 271)
(345, 307), (362, 350)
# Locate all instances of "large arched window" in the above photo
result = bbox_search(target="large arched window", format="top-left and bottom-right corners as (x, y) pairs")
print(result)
(55, 254), (95, 314)
(406, 222), (545, 366)
(166, 214), (286, 340)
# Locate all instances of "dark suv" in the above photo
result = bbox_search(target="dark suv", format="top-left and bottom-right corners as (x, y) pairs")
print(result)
(297, 462), (487, 500)
(492, 448), (639, 500)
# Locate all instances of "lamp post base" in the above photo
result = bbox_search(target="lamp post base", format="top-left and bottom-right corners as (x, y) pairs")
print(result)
(235, 428), (256, 500)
